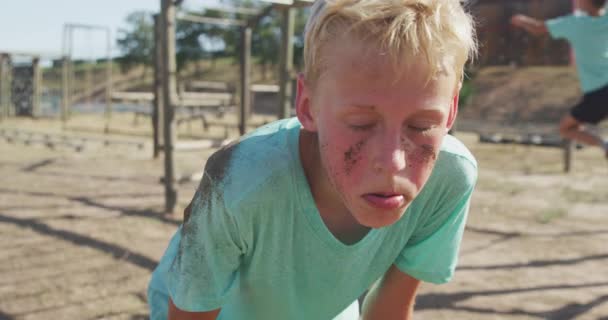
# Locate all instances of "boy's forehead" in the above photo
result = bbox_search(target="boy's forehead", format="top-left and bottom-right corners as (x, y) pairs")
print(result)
(318, 33), (455, 85)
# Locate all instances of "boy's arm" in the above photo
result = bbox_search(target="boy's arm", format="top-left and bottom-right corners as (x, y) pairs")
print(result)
(360, 264), (421, 320)
(510, 14), (549, 36)
(168, 298), (221, 320)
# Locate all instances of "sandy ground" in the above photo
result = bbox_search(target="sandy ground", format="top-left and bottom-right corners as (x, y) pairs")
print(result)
(0, 114), (607, 320)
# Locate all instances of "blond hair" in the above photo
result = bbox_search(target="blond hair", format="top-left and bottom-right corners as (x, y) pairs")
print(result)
(304, 0), (477, 84)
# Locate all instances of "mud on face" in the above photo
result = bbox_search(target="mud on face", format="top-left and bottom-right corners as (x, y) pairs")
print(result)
(344, 139), (367, 175)
(407, 144), (437, 168)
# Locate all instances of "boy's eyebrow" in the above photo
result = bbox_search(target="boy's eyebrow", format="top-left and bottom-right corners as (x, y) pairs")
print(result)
(351, 104), (377, 110)
(346, 105), (448, 117)
(410, 108), (447, 119)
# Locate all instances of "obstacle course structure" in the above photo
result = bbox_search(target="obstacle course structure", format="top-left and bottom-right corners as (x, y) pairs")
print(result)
(61, 23), (113, 130)
(157, 0), (313, 213)
(0, 51), (54, 119)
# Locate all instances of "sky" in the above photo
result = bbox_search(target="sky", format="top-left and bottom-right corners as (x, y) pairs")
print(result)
(0, 0), (222, 61)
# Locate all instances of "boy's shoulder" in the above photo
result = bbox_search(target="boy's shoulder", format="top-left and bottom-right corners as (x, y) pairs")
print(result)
(439, 134), (477, 169)
(433, 134), (478, 188)
(547, 12), (608, 32)
(203, 118), (302, 210)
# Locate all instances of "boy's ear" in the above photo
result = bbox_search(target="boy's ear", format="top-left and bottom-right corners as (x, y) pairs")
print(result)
(445, 82), (461, 131)
(295, 73), (318, 132)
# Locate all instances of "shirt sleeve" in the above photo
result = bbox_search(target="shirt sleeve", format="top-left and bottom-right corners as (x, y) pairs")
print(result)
(546, 14), (580, 40)
(165, 173), (246, 312)
(394, 156), (477, 284)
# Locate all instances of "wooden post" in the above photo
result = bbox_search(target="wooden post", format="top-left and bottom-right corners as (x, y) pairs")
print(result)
(563, 139), (573, 173)
(85, 56), (93, 108)
(0, 54), (6, 121)
(67, 32), (74, 121)
(61, 25), (74, 123)
(153, 14), (164, 158)
(161, 0), (178, 213)
(32, 56), (42, 118)
(61, 56), (70, 123)
(105, 28), (113, 133)
(2, 55), (13, 117)
(562, 0), (576, 173)
(239, 27), (252, 135)
(278, 7), (295, 119)
(61, 25), (70, 124)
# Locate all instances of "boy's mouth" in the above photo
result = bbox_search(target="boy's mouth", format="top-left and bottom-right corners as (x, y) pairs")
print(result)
(362, 193), (405, 210)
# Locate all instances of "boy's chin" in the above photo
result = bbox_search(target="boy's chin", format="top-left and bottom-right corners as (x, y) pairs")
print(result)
(355, 208), (408, 229)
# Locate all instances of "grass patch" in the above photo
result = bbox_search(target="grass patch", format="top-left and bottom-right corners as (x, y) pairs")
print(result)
(561, 187), (608, 204)
(477, 177), (525, 196)
(535, 207), (567, 224)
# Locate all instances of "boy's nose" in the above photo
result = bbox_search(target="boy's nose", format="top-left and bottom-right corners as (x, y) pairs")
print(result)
(372, 136), (407, 174)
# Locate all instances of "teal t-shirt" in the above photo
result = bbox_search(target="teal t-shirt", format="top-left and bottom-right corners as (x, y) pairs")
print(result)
(547, 13), (608, 93)
(148, 117), (477, 320)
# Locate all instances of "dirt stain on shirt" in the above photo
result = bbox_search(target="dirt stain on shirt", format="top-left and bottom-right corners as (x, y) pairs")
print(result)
(173, 140), (240, 278)
(183, 140), (239, 225)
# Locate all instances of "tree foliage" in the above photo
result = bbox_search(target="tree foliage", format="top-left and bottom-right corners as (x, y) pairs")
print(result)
(116, 2), (310, 75)
(115, 11), (155, 73)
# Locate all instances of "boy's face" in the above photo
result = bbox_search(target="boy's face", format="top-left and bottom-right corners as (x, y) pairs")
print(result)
(297, 35), (459, 229)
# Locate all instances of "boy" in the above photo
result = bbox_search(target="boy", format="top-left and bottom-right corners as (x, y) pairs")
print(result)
(148, 0), (478, 319)
(511, 0), (608, 157)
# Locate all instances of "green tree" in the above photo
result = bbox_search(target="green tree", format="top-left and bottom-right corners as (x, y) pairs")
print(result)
(293, 8), (309, 71)
(221, 1), (309, 77)
(252, 13), (280, 79)
(176, 8), (230, 72)
(114, 2), (309, 80)
(115, 11), (154, 76)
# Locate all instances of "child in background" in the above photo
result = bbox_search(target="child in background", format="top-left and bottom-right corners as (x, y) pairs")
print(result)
(511, 0), (608, 157)
(149, 0), (478, 319)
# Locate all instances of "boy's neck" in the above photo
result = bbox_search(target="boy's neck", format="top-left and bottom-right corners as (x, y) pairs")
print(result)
(586, 7), (604, 16)
(299, 130), (371, 245)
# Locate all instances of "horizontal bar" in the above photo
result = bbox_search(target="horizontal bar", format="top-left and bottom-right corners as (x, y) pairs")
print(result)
(177, 12), (246, 27)
(201, 5), (260, 15)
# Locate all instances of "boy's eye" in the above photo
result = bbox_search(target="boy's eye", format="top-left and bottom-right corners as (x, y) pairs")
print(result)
(408, 125), (433, 132)
(349, 123), (375, 131)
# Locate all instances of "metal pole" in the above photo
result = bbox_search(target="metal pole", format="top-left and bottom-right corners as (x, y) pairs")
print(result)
(161, 0), (178, 213)
(153, 14), (164, 158)
(239, 27), (252, 135)
(32, 56), (42, 118)
(278, 7), (295, 119)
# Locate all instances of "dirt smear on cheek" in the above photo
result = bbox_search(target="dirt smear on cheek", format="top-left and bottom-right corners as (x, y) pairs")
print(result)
(344, 139), (367, 175)
(408, 144), (437, 168)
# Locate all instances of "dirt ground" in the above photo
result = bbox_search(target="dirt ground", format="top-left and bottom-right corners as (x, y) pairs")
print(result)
(0, 112), (607, 320)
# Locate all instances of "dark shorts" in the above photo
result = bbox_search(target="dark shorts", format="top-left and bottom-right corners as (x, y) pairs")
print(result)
(570, 84), (608, 125)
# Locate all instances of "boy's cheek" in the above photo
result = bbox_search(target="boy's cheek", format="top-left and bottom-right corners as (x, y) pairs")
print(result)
(407, 144), (438, 168)
(405, 142), (441, 187)
(408, 162), (436, 190)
